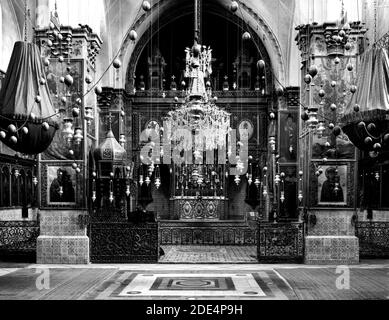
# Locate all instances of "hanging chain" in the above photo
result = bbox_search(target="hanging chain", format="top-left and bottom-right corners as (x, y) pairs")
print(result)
(24, 0), (28, 42)
(374, 0), (378, 44)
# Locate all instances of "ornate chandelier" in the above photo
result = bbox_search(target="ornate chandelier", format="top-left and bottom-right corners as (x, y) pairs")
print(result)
(165, 43), (231, 153)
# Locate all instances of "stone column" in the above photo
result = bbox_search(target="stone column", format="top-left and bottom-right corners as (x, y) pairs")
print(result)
(296, 22), (367, 265)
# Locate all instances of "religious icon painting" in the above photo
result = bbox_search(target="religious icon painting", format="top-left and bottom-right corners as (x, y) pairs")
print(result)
(47, 165), (77, 205)
(279, 112), (298, 163)
(317, 165), (347, 206)
(238, 120), (254, 141)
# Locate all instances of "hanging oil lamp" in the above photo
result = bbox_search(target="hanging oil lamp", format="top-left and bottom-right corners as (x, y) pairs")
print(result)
(84, 106), (94, 125)
(73, 127), (83, 145)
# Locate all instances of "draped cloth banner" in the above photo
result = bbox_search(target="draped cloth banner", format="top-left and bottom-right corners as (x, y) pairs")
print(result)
(0, 41), (59, 155)
(341, 48), (389, 151)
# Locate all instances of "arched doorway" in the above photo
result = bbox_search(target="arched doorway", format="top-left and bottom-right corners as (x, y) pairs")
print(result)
(125, 1), (274, 263)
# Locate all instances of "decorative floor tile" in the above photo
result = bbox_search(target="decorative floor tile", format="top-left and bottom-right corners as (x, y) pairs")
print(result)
(159, 246), (258, 264)
(118, 273), (264, 298)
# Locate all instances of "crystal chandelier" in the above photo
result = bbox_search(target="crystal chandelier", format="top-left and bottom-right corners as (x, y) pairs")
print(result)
(165, 43), (231, 153)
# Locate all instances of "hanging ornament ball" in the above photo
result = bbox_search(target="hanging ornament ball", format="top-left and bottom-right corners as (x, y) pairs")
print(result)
(231, 1), (239, 12)
(334, 57), (341, 64)
(174, 96), (179, 102)
(181, 81), (186, 87)
(192, 44), (202, 56)
(9, 136), (18, 144)
(142, 1), (151, 11)
(373, 143), (382, 150)
(276, 87), (284, 96)
(58, 56), (65, 63)
(304, 74), (312, 84)
(364, 137), (373, 145)
(129, 30), (138, 41)
(383, 134), (389, 143)
(44, 58), (50, 66)
(42, 122), (50, 131)
(301, 112), (309, 121)
(330, 103), (337, 111)
(61, 96), (67, 104)
(39, 77), (47, 85)
(328, 123), (335, 130)
(367, 123), (377, 132)
(72, 107), (80, 118)
(76, 98), (82, 105)
(257, 60), (266, 71)
(319, 89), (326, 98)
(345, 43), (352, 51)
(333, 126), (342, 137)
(59, 76), (65, 83)
(357, 121), (365, 129)
(325, 142), (331, 147)
(69, 150), (74, 156)
(242, 32), (251, 41)
(269, 112), (276, 120)
(308, 65), (318, 77)
(35, 95), (42, 104)
(85, 75), (93, 84)
(22, 127), (29, 135)
(331, 81), (337, 88)
(0, 131), (6, 139)
(76, 168), (81, 174)
(347, 63), (354, 72)
(350, 85), (357, 94)
(354, 104), (360, 112)
(72, 163), (78, 170)
(95, 85), (103, 95)
(64, 74), (74, 86)
(113, 58), (122, 69)
(8, 124), (17, 134)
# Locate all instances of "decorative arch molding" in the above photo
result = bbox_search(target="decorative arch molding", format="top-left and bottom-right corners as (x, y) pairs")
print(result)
(119, 0), (286, 91)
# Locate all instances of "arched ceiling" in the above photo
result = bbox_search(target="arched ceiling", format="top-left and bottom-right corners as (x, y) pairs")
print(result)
(102, 0), (297, 87)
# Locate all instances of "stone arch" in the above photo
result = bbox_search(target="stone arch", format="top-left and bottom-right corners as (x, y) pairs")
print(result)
(118, 0), (286, 90)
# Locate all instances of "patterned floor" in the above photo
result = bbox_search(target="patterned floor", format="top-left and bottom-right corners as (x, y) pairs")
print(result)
(0, 264), (388, 300)
(83, 269), (296, 300)
(159, 246), (258, 263)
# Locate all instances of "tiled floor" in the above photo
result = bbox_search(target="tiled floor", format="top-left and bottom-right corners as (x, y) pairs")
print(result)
(159, 246), (258, 263)
(0, 262), (388, 300)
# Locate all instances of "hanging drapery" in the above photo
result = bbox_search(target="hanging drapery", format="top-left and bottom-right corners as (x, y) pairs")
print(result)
(0, 41), (59, 155)
(341, 47), (389, 151)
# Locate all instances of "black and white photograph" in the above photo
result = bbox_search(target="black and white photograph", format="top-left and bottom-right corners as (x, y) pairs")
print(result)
(0, 0), (389, 312)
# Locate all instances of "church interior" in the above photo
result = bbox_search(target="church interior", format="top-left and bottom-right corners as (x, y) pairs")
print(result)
(0, 0), (389, 300)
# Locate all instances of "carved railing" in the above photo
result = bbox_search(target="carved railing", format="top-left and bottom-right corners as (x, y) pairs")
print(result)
(356, 221), (389, 258)
(258, 222), (305, 263)
(0, 221), (39, 261)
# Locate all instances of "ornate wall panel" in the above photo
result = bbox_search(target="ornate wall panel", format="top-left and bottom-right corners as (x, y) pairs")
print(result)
(0, 221), (39, 262)
(258, 222), (304, 263)
(159, 221), (257, 246)
(90, 221), (159, 263)
(356, 222), (389, 258)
